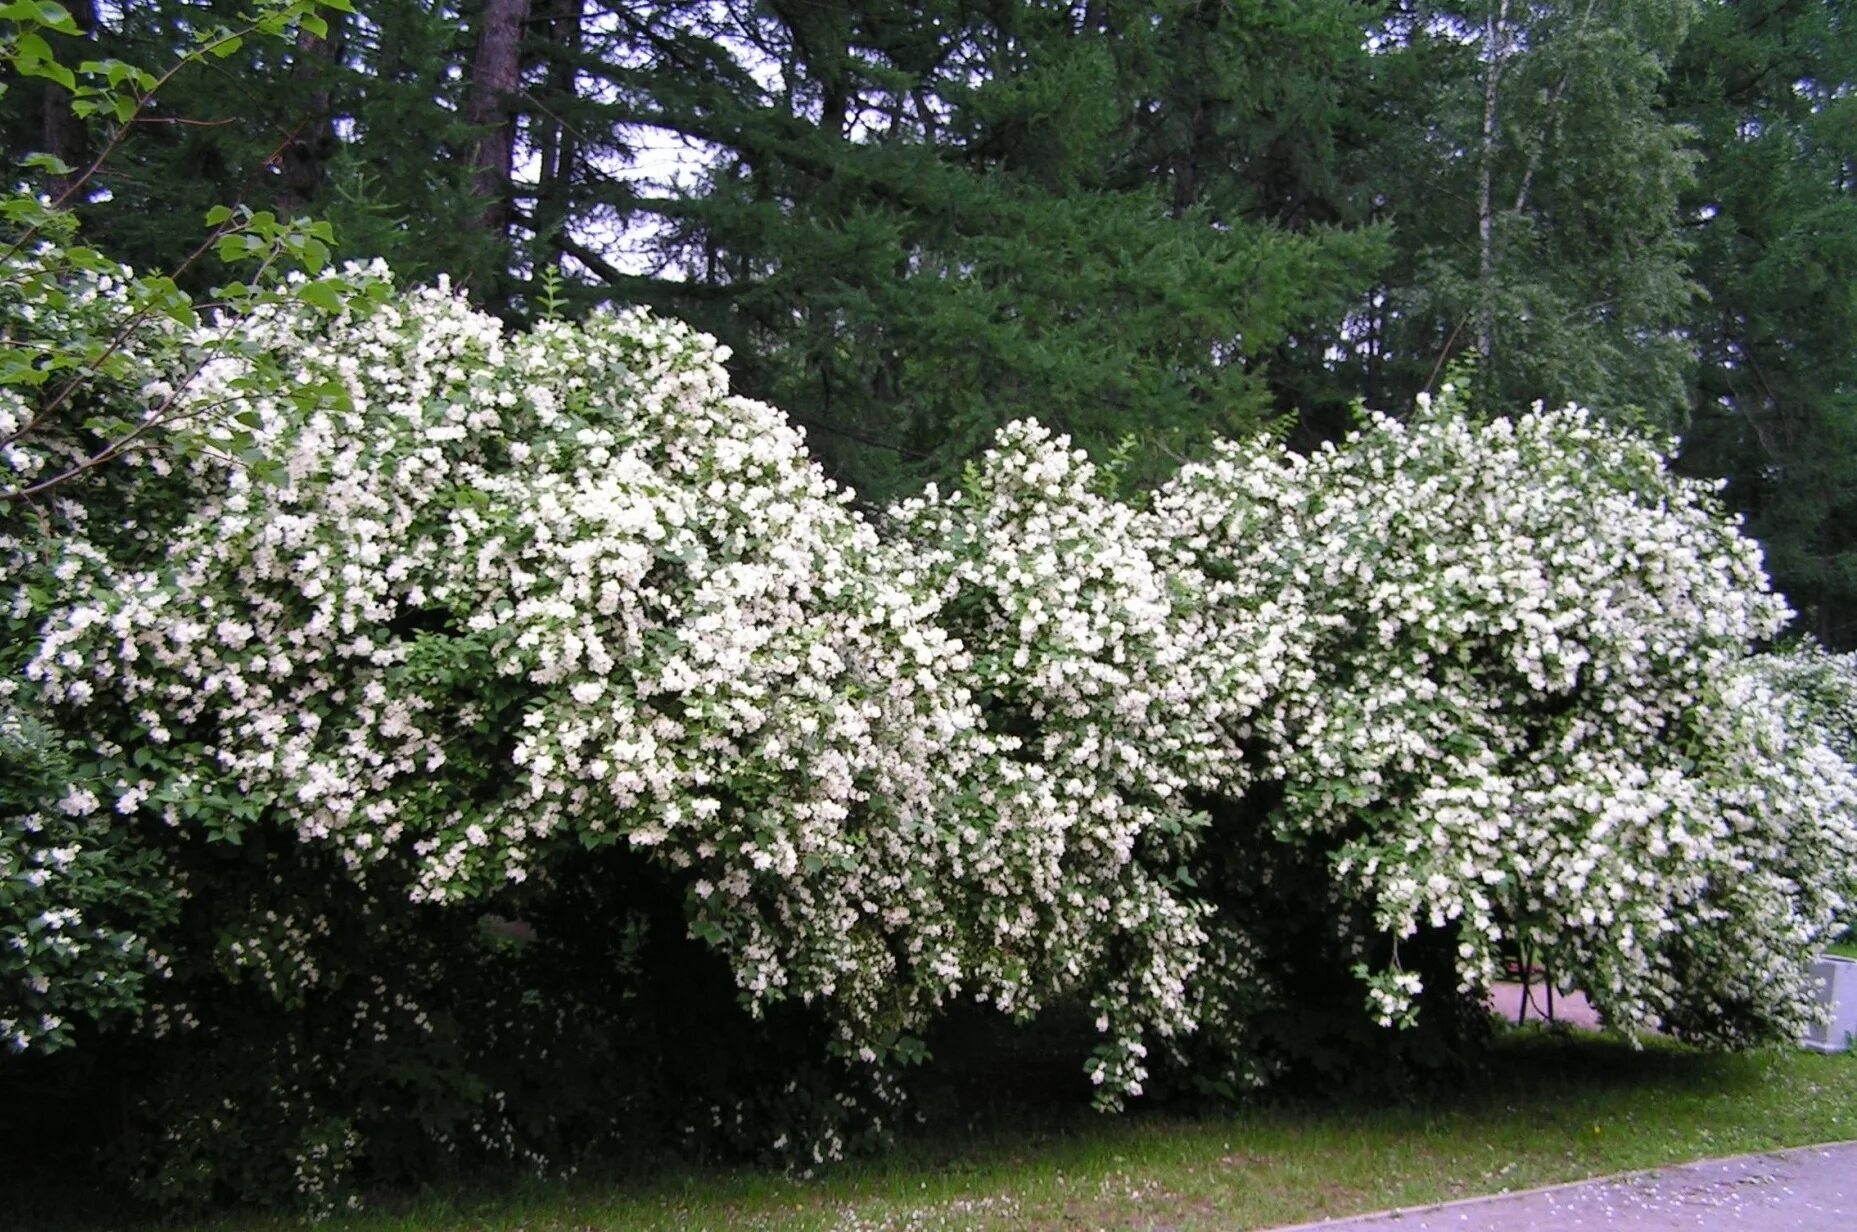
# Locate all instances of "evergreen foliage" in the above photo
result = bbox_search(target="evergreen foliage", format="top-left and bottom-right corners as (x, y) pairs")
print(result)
(1667, 0), (1857, 645)
(9, 2), (1854, 625)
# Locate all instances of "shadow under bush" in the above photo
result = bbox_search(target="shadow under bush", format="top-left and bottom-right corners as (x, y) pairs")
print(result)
(4, 841), (899, 1217)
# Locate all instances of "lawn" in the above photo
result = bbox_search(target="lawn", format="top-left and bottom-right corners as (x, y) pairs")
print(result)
(109, 1028), (1856, 1232)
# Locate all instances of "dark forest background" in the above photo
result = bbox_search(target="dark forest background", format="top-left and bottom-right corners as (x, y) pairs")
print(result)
(11, 0), (1855, 637)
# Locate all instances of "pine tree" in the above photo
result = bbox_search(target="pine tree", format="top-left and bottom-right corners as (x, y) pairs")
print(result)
(6, 0), (1387, 499)
(1668, 0), (1857, 646)
(1, 0), (501, 292)
(549, 0), (1384, 498)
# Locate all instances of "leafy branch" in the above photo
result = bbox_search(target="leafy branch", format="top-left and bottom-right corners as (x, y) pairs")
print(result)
(0, 0), (370, 508)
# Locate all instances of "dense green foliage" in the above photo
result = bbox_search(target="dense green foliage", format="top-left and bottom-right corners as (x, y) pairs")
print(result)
(1666, 1), (1857, 646)
(1336, 1), (1700, 422)
(10, 1), (1851, 630)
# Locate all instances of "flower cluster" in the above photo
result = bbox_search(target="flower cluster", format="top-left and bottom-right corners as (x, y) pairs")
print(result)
(1749, 645), (1857, 764)
(0, 248), (172, 490)
(890, 422), (1279, 1100)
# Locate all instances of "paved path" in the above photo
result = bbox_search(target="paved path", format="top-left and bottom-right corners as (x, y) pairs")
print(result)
(1260, 1141), (1857, 1231)
(1487, 980), (1606, 1030)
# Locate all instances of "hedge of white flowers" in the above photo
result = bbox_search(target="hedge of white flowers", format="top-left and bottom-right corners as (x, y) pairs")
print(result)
(8, 274), (1235, 1104)
(1750, 646), (1857, 765)
(1152, 401), (1857, 1042)
(6, 271), (1857, 1203)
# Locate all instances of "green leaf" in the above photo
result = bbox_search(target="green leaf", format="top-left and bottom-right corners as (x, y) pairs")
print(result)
(19, 151), (74, 176)
(204, 204), (234, 227)
(289, 234), (330, 274)
(1, 193), (60, 230)
(0, 1), (79, 33)
(13, 33), (77, 90)
(84, 58), (155, 92)
(214, 233), (266, 264)
(297, 281), (344, 313)
(890, 1033), (931, 1066)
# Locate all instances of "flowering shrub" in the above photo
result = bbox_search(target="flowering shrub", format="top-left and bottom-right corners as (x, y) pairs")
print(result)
(889, 422), (1271, 1102)
(1, 247), (197, 1056)
(8, 266), (1857, 1208)
(1153, 393), (1857, 1043)
(12, 276), (1235, 1124)
(19, 276), (948, 1041)
(1745, 645), (1857, 943)
(1750, 646), (1857, 764)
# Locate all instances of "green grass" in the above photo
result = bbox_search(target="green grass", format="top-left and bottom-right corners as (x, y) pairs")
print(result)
(127, 1029), (1857, 1232)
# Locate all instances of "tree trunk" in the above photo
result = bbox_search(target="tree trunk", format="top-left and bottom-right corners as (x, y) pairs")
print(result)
(41, 0), (96, 205)
(1170, 99), (1207, 218)
(1476, 0), (1510, 368)
(531, 0), (584, 265)
(466, 0), (533, 234)
(276, 17), (346, 217)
